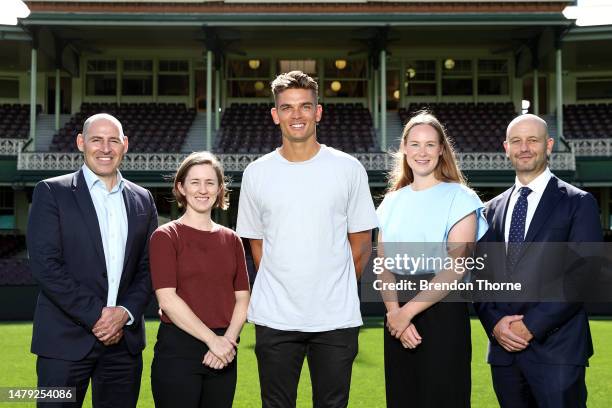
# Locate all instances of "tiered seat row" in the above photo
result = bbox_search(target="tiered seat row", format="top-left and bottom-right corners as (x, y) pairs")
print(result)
(0, 234), (26, 258)
(50, 103), (196, 153)
(0, 259), (34, 285)
(0, 104), (42, 139)
(215, 103), (378, 153)
(399, 102), (516, 152)
(564, 104), (612, 139)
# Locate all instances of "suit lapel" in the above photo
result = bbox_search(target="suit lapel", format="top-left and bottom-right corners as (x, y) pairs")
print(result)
(121, 184), (137, 284)
(72, 170), (107, 273)
(524, 177), (563, 242)
(493, 187), (514, 242)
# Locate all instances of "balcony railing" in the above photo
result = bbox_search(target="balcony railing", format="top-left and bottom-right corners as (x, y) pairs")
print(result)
(17, 151), (576, 172)
(569, 138), (612, 157)
(0, 139), (24, 156)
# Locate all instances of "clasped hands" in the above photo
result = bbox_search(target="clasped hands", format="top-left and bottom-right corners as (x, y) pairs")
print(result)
(92, 306), (129, 346)
(492, 315), (533, 352)
(386, 307), (422, 349)
(203, 335), (238, 370)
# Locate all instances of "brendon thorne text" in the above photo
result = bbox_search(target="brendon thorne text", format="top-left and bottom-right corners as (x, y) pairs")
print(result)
(372, 279), (521, 292)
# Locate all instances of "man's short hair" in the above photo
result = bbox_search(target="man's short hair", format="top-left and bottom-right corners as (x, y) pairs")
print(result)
(270, 71), (318, 103)
(82, 113), (125, 140)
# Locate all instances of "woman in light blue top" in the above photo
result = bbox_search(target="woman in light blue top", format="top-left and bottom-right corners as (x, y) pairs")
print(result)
(377, 111), (488, 408)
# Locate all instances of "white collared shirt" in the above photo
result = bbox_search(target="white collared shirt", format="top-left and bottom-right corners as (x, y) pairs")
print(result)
(82, 164), (133, 324)
(504, 167), (553, 243)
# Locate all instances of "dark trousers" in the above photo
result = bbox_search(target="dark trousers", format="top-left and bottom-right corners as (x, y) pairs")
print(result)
(36, 338), (142, 408)
(151, 323), (237, 408)
(384, 302), (471, 408)
(492, 355), (587, 408)
(255, 325), (359, 408)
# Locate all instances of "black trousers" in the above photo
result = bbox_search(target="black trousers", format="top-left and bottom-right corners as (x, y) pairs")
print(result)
(151, 322), (237, 408)
(384, 302), (471, 408)
(254, 325), (359, 408)
(36, 338), (142, 408)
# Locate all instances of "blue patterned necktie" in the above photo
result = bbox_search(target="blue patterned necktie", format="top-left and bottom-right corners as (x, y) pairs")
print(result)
(507, 186), (532, 273)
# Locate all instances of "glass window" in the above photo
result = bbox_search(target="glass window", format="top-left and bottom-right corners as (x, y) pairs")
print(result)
(158, 75), (189, 96)
(278, 60), (317, 75)
(122, 76), (152, 96)
(228, 80), (271, 98)
(0, 78), (19, 98)
(322, 80), (366, 98)
(159, 60), (188, 72)
(478, 59), (509, 95)
(227, 59), (270, 79)
(442, 59), (472, 96)
(405, 60), (436, 96)
(577, 78), (612, 100)
(324, 59), (367, 79)
(86, 74), (116, 96)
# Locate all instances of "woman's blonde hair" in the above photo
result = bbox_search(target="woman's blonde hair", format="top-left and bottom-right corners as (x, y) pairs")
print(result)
(387, 110), (465, 193)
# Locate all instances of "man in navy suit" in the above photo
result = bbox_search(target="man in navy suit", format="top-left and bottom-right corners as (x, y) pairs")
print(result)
(474, 114), (602, 408)
(27, 113), (158, 407)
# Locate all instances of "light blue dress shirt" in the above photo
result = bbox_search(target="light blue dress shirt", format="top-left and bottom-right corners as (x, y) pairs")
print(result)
(376, 182), (489, 275)
(82, 164), (133, 324)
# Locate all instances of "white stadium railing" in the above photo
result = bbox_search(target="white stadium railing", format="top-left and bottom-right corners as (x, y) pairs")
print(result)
(0, 139), (24, 156)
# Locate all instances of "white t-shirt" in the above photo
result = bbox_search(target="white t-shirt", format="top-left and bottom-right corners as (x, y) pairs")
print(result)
(236, 145), (378, 331)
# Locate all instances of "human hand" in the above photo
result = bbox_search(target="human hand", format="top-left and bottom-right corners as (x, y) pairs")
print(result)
(492, 315), (530, 352)
(206, 335), (236, 365)
(102, 329), (124, 346)
(203, 351), (226, 370)
(399, 324), (422, 349)
(92, 307), (129, 343)
(386, 307), (412, 339)
(510, 320), (533, 342)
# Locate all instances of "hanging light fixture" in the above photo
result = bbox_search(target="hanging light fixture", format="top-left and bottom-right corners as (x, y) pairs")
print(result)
(254, 81), (264, 91)
(444, 59), (455, 70)
(334, 59), (347, 70)
(407, 67), (416, 78)
(331, 81), (342, 92)
(393, 90), (400, 100)
(248, 59), (261, 70)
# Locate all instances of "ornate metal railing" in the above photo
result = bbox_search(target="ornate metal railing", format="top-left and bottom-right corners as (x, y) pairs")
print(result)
(0, 139), (24, 156)
(569, 138), (612, 157)
(17, 151), (576, 172)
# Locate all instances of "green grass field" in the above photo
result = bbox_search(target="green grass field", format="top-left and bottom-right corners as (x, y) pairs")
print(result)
(1, 319), (610, 407)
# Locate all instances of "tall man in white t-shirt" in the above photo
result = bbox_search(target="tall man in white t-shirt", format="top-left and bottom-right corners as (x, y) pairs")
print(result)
(237, 71), (378, 407)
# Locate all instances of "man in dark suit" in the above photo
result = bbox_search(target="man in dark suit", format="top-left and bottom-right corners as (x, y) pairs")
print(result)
(27, 113), (158, 407)
(474, 114), (602, 408)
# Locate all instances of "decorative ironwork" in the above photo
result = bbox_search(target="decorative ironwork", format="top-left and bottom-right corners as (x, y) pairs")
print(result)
(0, 139), (24, 156)
(569, 139), (612, 157)
(17, 151), (576, 172)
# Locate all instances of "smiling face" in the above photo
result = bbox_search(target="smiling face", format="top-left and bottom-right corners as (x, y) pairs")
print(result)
(504, 117), (553, 180)
(271, 88), (322, 144)
(402, 124), (444, 179)
(176, 164), (220, 215)
(77, 118), (128, 187)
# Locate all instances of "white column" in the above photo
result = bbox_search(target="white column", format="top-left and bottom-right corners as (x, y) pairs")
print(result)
(206, 50), (213, 150)
(215, 69), (221, 131)
(373, 69), (379, 130)
(55, 68), (61, 131)
(380, 49), (387, 151)
(533, 68), (539, 116)
(29, 47), (37, 149)
(555, 49), (563, 141)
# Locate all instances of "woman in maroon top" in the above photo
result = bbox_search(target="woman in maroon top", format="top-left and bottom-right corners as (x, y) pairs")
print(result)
(149, 151), (250, 408)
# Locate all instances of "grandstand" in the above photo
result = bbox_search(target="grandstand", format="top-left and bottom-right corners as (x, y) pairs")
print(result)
(1, 0), (612, 314)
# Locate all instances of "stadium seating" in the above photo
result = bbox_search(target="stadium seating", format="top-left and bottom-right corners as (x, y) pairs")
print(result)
(0, 104), (42, 139)
(50, 103), (196, 152)
(0, 259), (34, 285)
(0, 234), (26, 258)
(215, 102), (379, 153)
(399, 102), (517, 152)
(563, 104), (612, 139)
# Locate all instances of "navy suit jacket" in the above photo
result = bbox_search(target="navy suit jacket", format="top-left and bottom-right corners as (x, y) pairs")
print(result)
(27, 169), (158, 361)
(474, 176), (602, 366)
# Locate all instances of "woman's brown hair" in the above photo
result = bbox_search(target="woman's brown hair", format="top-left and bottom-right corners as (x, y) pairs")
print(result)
(387, 110), (465, 193)
(173, 151), (229, 210)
